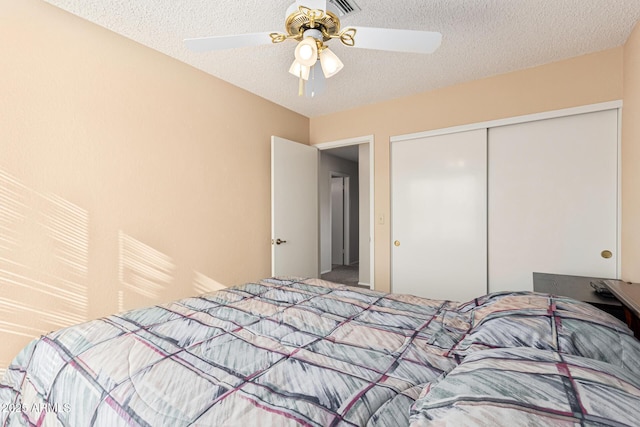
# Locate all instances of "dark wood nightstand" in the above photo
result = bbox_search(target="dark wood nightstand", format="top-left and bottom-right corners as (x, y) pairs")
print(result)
(532, 272), (624, 322)
(601, 279), (640, 338)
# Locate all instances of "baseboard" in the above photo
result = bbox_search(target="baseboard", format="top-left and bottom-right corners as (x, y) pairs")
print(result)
(358, 281), (372, 289)
(321, 269), (331, 275)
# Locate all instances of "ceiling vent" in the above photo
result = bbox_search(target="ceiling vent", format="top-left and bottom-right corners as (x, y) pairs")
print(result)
(328, 0), (361, 17)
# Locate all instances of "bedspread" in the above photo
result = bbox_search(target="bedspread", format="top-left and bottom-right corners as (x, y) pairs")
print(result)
(4, 279), (640, 426)
(0, 278), (466, 426)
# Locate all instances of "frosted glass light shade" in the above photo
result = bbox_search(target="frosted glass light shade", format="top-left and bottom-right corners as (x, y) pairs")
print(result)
(289, 60), (310, 80)
(319, 48), (344, 78)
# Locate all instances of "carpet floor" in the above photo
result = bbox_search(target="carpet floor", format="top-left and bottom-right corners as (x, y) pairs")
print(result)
(321, 264), (366, 288)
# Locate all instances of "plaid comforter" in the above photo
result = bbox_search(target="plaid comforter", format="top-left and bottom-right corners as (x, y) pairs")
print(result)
(2, 278), (640, 426)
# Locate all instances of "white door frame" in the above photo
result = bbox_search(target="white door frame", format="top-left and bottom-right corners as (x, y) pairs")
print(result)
(390, 100), (623, 280)
(315, 135), (375, 289)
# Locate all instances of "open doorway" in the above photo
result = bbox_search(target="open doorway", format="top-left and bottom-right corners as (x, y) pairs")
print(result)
(327, 171), (356, 285)
(331, 175), (348, 266)
(316, 137), (373, 289)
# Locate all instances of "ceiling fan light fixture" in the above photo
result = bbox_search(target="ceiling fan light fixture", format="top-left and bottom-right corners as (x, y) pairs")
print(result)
(184, 2), (443, 100)
(294, 37), (319, 67)
(289, 60), (310, 80)
(319, 47), (343, 78)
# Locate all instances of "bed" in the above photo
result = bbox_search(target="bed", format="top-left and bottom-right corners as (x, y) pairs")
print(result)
(2, 277), (640, 426)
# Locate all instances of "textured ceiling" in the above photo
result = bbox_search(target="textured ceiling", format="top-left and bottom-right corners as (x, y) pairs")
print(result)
(43, 0), (640, 118)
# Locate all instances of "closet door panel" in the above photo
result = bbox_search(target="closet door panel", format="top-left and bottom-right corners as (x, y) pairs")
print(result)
(391, 129), (487, 301)
(488, 110), (618, 292)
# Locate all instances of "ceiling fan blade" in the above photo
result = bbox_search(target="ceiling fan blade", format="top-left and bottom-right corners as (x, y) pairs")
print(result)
(296, 0), (326, 12)
(184, 32), (277, 52)
(346, 27), (442, 54)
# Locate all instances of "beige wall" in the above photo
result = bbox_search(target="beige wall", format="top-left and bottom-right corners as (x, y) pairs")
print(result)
(310, 47), (625, 292)
(0, 0), (308, 369)
(623, 21), (640, 282)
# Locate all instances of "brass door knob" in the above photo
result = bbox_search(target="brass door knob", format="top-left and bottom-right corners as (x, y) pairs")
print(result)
(394, 240), (400, 247)
(601, 250), (613, 259)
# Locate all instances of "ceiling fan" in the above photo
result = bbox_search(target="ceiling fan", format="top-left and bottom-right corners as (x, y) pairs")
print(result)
(184, 0), (442, 97)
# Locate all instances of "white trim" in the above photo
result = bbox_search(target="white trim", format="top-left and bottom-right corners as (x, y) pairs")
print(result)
(617, 107), (623, 279)
(270, 136), (276, 276)
(315, 135), (375, 150)
(391, 101), (623, 143)
(314, 135), (375, 290)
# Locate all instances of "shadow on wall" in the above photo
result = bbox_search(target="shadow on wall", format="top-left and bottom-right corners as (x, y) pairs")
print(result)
(118, 230), (175, 312)
(0, 169), (89, 375)
(118, 232), (226, 311)
(0, 169), (226, 377)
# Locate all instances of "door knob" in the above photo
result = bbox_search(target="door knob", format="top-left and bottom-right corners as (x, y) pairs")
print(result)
(601, 250), (612, 259)
(394, 240), (400, 247)
(275, 238), (287, 245)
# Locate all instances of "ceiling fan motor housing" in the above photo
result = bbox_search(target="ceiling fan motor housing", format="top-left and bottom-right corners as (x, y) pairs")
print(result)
(284, 2), (342, 41)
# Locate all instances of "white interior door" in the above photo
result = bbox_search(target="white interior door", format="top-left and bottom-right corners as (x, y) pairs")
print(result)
(331, 177), (344, 266)
(392, 128), (487, 301)
(271, 136), (318, 278)
(488, 109), (618, 292)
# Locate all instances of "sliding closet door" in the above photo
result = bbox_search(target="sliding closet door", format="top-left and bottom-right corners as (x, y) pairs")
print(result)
(392, 129), (487, 301)
(488, 110), (618, 292)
